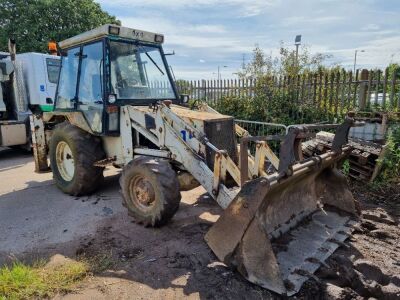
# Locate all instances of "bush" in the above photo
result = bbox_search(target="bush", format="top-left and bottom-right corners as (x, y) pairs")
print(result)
(377, 126), (400, 184)
(213, 75), (336, 125)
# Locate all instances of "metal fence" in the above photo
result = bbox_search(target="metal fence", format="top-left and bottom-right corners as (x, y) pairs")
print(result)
(176, 67), (400, 114)
(234, 119), (287, 136)
(235, 113), (400, 145)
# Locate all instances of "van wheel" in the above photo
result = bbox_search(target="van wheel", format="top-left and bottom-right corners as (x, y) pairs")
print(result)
(120, 156), (181, 227)
(49, 122), (105, 196)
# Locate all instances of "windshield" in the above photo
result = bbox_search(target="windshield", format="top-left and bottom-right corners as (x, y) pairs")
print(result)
(109, 41), (175, 100)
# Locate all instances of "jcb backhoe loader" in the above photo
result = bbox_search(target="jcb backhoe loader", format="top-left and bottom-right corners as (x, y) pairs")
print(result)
(31, 25), (358, 296)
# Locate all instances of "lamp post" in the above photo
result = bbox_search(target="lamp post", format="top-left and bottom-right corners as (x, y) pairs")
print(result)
(353, 49), (365, 75)
(217, 65), (228, 80)
(390, 50), (400, 62)
(294, 35), (302, 68)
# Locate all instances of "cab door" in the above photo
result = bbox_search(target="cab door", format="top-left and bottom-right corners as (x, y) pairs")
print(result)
(55, 47), (80, 110)
(77, 41), (104, 133)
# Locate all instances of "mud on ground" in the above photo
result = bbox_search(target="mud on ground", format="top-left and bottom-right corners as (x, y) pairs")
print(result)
(1, 150), (399, 299)
(53, 181), (400, 300)
(296, 181), (400, 300)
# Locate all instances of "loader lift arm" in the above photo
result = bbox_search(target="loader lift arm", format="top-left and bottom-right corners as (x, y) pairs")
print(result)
(122, 103), (358, 295)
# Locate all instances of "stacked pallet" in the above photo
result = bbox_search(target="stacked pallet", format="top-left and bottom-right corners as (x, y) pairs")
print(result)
(302, 132), (386, 182)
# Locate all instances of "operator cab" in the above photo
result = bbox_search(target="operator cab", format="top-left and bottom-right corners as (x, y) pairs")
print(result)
(54, 24), (178, 134)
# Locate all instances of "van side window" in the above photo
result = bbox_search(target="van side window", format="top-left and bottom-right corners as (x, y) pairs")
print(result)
(46, 58), (61, 84)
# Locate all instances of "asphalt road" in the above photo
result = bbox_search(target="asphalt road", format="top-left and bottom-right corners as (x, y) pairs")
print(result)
(0, 148), (128, 260)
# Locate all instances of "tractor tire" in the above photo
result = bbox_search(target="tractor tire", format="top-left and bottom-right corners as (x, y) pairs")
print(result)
(120, 156), (181, 227)
(49, 122), (105, 196)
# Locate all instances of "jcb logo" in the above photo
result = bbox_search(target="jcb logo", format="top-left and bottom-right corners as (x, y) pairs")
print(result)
(132, 30), (144, 39)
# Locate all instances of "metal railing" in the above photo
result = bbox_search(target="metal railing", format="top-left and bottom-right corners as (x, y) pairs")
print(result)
(234, 119), (287, 136)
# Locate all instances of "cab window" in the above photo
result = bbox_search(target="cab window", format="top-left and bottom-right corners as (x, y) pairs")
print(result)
(77, 42), (104, 133)
(55, 48), (79, 109)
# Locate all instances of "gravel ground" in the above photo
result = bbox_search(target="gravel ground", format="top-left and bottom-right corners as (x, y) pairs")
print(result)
(0, 148), (399, 299)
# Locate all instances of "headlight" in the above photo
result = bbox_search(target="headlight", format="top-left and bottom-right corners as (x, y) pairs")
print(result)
(107, 106), (119, 131)
(109, 26), (120, 35)
(154, 34), (164, 43)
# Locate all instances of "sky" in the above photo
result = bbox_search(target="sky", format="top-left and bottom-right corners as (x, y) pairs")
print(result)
(97, 0), (400, 79)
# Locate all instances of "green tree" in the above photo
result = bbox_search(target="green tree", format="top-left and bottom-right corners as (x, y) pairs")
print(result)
(236, 44), (278, 79)
(238, 42), (332, 79)
(278, 42), (333, 76)
(0, 0), (120, 53)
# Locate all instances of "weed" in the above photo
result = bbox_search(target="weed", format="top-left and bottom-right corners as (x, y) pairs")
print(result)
(81, 251), (115, 274)
(342, 159), (350, 176)
(0, 258), (88, 300)
(376, 126), (400, 185)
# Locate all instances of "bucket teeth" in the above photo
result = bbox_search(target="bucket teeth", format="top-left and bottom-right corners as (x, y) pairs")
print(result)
(293, 269), (321, 283)
(328, 238), (350, 249)
(306, 257), (330, 269)
(338, 230), (351, 236)
(205, 150), (357, 296)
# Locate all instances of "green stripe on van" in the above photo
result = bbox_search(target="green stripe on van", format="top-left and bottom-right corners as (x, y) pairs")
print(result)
(39, 105), (54, 112)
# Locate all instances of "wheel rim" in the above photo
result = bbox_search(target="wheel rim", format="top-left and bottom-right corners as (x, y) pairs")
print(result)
(129, 175), (156, 211)
(55, 141), (75, 181)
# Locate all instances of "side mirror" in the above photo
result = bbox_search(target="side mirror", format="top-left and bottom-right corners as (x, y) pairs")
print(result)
(180, 94), (189, 104)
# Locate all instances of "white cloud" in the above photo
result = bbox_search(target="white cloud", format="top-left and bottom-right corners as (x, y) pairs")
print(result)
(97, 0), (278, 17)
(321, 35), (400, 68)
(282, 15), (343, 26)
(361, 23), (380, 31)
(191, 25), (226, 34)
(98, 0), (400, 79)
(120, 17), (252, 53)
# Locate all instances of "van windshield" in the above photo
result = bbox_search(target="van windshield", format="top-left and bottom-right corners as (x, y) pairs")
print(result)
(109, 41), (175, 100)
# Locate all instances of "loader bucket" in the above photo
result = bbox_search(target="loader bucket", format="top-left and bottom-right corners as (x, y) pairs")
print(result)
(205, 122), (358, 296)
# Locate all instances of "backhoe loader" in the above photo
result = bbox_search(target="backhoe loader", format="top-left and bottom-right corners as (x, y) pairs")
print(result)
(31, 24), (358, 296)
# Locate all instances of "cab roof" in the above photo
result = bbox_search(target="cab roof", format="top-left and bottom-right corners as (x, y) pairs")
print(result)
(58, 24), (164, 50)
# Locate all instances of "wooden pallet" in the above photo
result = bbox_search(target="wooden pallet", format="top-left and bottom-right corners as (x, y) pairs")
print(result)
(302, 131), (386, 182)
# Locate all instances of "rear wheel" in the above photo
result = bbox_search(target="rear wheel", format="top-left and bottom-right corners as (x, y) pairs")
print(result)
(49, 122), (105, 196)
(120, 156), (181, 227)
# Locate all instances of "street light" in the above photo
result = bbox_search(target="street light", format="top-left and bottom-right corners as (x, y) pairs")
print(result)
(295, 35), (302, 67)
(217, 65), (228, 80)
(390, 50), (400, 62)
(353, 49), (365, 75)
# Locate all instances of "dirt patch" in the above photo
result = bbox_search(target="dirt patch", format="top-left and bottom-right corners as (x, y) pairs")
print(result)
(47, 181), (400, 300)
(1, 151), (399, 299)
(66, 203), (276, 300)
(296, 181), (400, 299)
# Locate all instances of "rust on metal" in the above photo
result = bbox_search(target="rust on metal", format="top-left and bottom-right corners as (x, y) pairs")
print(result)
(30, 114), (50, 173)
(42, 111), (93, 133)
(93, 156), (117, 167)
(206, 118), (358, 295)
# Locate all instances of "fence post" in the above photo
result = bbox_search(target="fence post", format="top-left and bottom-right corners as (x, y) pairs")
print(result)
(358, 69), (369, 110)
(202, 79), (206, 102)
(382, 68), (388, 109)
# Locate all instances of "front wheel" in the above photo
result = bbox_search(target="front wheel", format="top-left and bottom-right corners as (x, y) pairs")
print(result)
(49, 122), (105, 196)
(120, 156), (181, 227)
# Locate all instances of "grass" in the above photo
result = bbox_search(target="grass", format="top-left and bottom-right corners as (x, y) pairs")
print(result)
(80, 250), (115, 274)
(0, 251), (117, 300)
(0, 259), (89, 300)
